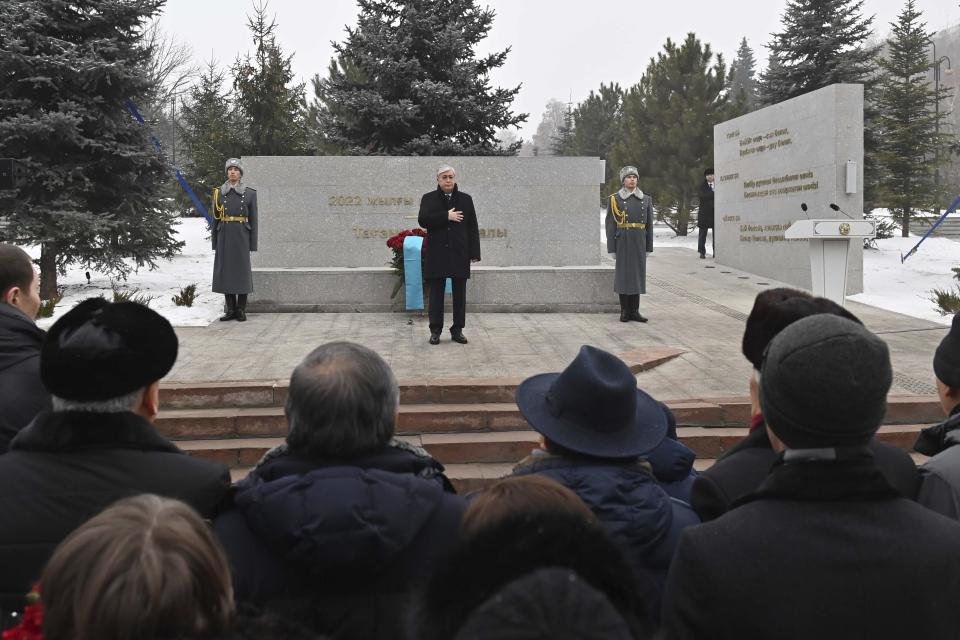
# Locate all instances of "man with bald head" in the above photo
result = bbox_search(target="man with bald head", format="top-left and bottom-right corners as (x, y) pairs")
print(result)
(417, 165), (481, 346)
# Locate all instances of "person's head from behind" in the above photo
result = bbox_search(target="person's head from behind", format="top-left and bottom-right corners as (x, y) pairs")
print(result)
(40, 298), (178, 422)
(742, 288), (862, 416)
(0, 244), (41, 320)
(462, 475), (596, 537)
(41, 494), (233, 640)
(760, 314), (892, 452)
(933, 314), (960, 416)
(285, 341), (399, 458)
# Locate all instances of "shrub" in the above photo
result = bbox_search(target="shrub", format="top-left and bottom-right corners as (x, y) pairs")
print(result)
(111, 280), (155, 307)
(930, 268), (960, 316)
(36, 288), (64, 318)
(172, 283), (198, 307)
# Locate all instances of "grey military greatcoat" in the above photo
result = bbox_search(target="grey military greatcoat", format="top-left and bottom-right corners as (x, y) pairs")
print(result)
(605, 188), (653, 295)
(211, 182), (258, 294)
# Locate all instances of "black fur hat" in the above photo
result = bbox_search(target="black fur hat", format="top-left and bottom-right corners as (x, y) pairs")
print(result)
(41, 298), (178, 401)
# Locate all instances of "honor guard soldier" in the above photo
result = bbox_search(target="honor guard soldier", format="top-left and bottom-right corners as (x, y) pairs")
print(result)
(211, 158), (258, 321)
(605, 166), (653, 323)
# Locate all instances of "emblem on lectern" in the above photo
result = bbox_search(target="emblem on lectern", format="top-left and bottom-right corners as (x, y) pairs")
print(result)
(839, 222), (851, 236)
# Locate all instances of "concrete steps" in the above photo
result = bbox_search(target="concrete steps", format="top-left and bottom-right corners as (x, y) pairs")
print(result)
(159, 380), (943, 493)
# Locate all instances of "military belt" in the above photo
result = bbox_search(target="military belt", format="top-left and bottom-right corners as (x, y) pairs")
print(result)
(617, 222), (646, 229)
(221, 216), (248, 223)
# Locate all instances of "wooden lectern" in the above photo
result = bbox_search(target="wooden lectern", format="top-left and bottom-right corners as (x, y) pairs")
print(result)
(784, 218), (876, 306)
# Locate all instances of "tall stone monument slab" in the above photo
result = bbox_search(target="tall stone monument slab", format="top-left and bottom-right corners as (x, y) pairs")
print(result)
(713, 84), (865, 293)
(242, 156), (613, 311)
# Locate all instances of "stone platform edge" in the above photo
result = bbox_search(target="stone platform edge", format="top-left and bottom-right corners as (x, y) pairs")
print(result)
(249, 265), (618, 313)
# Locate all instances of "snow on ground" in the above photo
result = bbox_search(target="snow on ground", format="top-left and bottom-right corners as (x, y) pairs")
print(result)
(31, 217), (222, 329)
(27, 214), (960, 328)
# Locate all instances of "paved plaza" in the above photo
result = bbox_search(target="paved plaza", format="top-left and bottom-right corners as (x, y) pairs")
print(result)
(170, 246), (947, 400)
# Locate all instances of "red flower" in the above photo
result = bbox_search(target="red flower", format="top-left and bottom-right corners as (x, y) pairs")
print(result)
(2, 584), (43, 640)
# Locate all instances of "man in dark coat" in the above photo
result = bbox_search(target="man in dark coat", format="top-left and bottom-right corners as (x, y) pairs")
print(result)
(417, 165), (480, 345)
(510, 346), (699, 618)
(691, 288), (918, 522)
(605, 166), (653, 322)
(663, 315), (960, 640)
(0, 244), (49, 453)
(211, 157), (258, 322)
(214, 341), (465, 640)
(696, 167), (714, 259)
(0, 299), (229, 620)
(914, 313), (960, 518)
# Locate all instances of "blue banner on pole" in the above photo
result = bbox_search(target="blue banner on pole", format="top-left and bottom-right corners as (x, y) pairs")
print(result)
(403, 236), (451, 310)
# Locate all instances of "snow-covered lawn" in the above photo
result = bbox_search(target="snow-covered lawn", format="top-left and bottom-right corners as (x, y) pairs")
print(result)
(29, 215), (960, 328)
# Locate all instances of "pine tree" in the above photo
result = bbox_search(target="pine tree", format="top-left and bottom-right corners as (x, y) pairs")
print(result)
(760, 0), (879, 105)
(313, 0), (525, 155)
(610, 34), (730, 235)
(729, 37), (759, 113)
(232, 1), (307, 156)
(0, 0), (182, 298)
(875, 0), (951, 236)
(179, 61), (247, 210)
(531, 99), (568, 156)
(550, 103), (576, 156)
(561, 83), (623, 183)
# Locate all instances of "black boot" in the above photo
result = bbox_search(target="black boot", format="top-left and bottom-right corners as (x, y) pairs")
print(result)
(619, 294), (629, 322)
(629, 295), (648, 323)
(219, 294), (237, 322)
(236, 294), (248, 322)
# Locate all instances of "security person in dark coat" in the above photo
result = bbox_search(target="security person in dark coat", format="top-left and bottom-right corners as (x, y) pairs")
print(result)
(690, 288), (918, 522)
(417, 165), (480, 345)
(0, 244), (49, 453)
(211, 158), (258, 322)
(605, 166), (653, 323)
(0, 298), (229, 621)
(214, 341), (464, 640)
(663, 315), (960, 640)
(696, 167), (714, 259)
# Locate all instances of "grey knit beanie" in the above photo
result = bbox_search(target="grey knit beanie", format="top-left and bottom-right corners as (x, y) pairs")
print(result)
(760, 314), (891, 448)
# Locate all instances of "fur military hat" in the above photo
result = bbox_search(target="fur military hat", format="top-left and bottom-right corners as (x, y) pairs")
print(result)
(224, 158), (244, 175)
(760, 314), (891, 449)
(934, 314), (960, 388)
(618, 166), (639, 183)
(41, 298), (178, 401)
(741, 288), (862, 371)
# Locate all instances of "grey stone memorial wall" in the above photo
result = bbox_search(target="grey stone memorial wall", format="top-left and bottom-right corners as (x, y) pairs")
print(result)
(242, 156), (613, 311)
(713, 83), (865, 293)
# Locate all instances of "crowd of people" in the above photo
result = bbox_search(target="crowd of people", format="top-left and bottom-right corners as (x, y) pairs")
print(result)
(3, 241), (960, 639)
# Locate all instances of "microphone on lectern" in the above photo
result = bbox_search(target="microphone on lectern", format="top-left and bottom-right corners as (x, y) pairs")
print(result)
(829, 203), (856, 220)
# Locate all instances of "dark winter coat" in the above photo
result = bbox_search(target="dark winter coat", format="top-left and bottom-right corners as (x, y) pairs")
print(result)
(914, 404), (960, 519)
(510, 453), (699, 616)
(663, 451), (960, 640)
(0, 411), (230, 616)
(0, 303), (49, 453)
(691, 417), (919, 522)
(696, 180), (714, 228)
(645, 404), (697, 503)
(417, 186), (480, 280)
(413, 512), (655, 640)
(605, 189), (653, 295)
(213, 443), (465, 640)
(211, 183), (258, 294)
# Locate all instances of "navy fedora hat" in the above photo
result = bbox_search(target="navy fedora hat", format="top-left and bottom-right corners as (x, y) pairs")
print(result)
(516, 345), (667, 458)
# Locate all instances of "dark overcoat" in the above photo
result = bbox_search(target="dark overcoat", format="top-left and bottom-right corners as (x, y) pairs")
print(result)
(213, 443), (465, 640)
(697, 180), (714, 229)
(0, 303), (49, 453)
(663, 453), (960, 640)
(605, 190), (653, 295)
(914, 405), (960, 519)
(0, 411), (230, 617)
(417, 186), (480, 280)
(211, 183), (258, 294)
(690, 418), (919, 522)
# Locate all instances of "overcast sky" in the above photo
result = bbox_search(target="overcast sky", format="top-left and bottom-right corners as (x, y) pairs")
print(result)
(156, 0), (959, 140)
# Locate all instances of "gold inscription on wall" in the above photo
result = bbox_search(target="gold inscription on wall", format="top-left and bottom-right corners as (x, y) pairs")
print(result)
(329, 195), (416, 206)
(352, 226), (509, 240)
(742, 170), (818, 200)
(738, 128), (792, 157)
